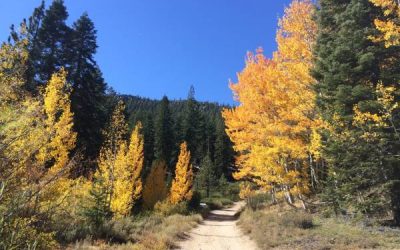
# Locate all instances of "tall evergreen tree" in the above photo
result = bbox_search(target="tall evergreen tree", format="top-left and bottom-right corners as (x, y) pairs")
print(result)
(35, 0), (71, 84)
(143, 113), (155, 173)
(214, 115), (234, 180)
(183, 85), (203, 164)
(197, 154), (217, 197)
(69, 13), (107, 162)
(312, 0), (400, 219)
(154, 96), (174, 169)
(24, 1), (45, 91)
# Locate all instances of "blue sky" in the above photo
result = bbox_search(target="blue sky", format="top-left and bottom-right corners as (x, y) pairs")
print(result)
(0, 0), (292, 104)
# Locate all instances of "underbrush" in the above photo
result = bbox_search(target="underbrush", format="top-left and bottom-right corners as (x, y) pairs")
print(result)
(239, 204), (400, 249)
(197, 180), (240, 210)
(201, 193), (234, 210)
(72, 213), (202, 250)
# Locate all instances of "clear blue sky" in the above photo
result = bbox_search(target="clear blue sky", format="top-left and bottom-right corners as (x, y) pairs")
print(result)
(0, 0), (292, 104)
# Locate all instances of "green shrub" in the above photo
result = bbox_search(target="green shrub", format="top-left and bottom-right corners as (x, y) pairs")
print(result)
(247, 192), (271, 210)
(154, 200), (188, 216)
(202, 197), (233, 210)
(225, 182), (241, 201)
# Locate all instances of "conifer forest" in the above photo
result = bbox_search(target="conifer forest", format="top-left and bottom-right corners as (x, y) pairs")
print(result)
(2, 0), (400, 249)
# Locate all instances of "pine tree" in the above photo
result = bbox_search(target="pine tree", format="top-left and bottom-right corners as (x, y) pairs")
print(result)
(15, 3), (107, 166)
(142, 160), (168, 209)
(197, 154), (217, 197)
(143, 113), (155, 173)
(24, 1), (45, 92)
(214, 115), (234, 179)
(85, 174), (112, 227)
(183, 86), (203, 164)
(170, 142), (194, 204)
(35, 0), (71, 84)
(312, 0), (400, 217)
(69, 13), (108, 164)
(154, 96), (174, 168)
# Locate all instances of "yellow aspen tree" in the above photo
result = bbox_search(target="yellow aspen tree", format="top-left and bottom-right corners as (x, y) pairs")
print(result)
(39, 68), (77, 176)
(36, 69), (80, 215)
(127, 122), (144, 208)
(143, 159), (168, 209)
(111, 122), (144, 217)
(110, 141), (129, 217)
(223, 0), (317, 204)
(170, 142), (194, 204)
(95, 100), (128, 212)
(370, 0), (400, 47)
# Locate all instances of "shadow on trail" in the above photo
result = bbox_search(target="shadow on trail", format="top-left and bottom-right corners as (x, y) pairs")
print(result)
(205, 212), (239, 222)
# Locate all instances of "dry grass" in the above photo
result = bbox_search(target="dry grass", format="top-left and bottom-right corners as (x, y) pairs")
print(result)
(238, 204), (400, 249)
(70, 214), (202, 250)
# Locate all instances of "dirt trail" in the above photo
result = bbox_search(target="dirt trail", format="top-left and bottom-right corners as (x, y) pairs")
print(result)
(176, 201), (258, 250)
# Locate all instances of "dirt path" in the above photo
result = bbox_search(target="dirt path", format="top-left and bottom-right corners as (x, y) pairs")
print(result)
(176, 201), (258, 250)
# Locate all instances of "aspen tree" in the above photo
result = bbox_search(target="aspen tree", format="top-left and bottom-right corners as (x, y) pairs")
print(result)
(143, 160), (168, 209)
(223, 0), (317, 203)
(170, 142), (194, 204)
(94, 100), (128, 214)
(111, 122), (144, 217)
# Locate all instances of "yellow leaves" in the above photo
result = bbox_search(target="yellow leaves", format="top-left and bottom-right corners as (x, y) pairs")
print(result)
(377, 82), (398, 112)
(38, 68), (76, 176)
(370, 0), (400, 47)
(371, 0), (399, 15)
(111, 122), (145, 217)
(239, 182), (255, 200)
(0, 34), (28, 103)
(127, 122), (144, 208)
(223, 0), (320, 201)
(102, 100), (128, 155)
(373, 19), (400, 47)
(95, 103), (144, 218)
(43, 68), (70, 124)
(353, 105), (386, 127)
(170, 142), (194, 204)
(143, 160), (168, 209)
(111, 142), (130, 217)
(223, 0), (317, 201)
(0, 33), (78, 246)
(352, 82), (399, 141)
(309, 127), (322, 160)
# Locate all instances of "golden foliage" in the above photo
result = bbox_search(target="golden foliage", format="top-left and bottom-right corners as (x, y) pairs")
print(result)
(38, 68), (77, 175)
(222, 0), (317, 201)
(127, 122), (144, 208)
(353, 82), (400, 141)
(239, 182), (255, 200)
(0, 33), (79, 247)
(95, 100), (135, 217)
(170, 142), (194, 204)
(143, 160), (168, 209)
(111, 122), (144, 217)
(370, 0), (400, 47)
